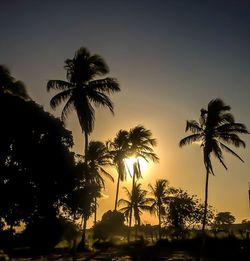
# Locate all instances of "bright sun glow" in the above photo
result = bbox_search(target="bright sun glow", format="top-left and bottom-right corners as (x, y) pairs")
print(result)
(124, 157), (149, 177)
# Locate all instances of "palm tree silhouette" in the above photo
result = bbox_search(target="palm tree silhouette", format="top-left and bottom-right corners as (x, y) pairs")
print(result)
(0, 65), (29, 99)
(86, 141), (113, 224)
(107, 130), (130, 211)
(47, 47), (120, 158)
(179, 98), (248, 231)
(119, 183), (152, 238)
(148, 179), (169, 239)
(128, 125), (159, 235)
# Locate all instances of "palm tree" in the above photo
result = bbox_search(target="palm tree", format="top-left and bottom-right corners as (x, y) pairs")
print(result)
(47, 47), (120, 158)
(86, 141), (113, 225)
(129, 125), (159, 185)
(118, 183), (152, 238)
(0, 65), (29, 99)
(127, 125), (159, 234)
(148, 179), (169, 239)
(107, 130), (130, 211)
(179, 98), (248, 231)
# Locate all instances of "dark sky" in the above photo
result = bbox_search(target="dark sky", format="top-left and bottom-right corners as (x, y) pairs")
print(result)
(1, 0), (250, 223)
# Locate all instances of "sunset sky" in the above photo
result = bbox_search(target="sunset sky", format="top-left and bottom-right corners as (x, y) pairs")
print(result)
(1, 0), (250, 225)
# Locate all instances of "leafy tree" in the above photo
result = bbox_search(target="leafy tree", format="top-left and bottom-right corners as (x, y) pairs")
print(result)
(0, 65), (29, 99)
(63, 161), (97, 252)
(47, 47), (120, 159)
(107, 130), (130, 211)
(0, 69), (75, 231)
(165, 188), (214, 238)
(179, 99), (248, 231)
(93, 210), (125, 241)
(148, 179), (169, 239)
(212, 211), (235, 232)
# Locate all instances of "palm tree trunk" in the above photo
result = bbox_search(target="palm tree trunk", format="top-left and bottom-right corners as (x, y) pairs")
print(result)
(84, 131), (89, 160)
(200, 167), (210, 260)
(128, 163), (137, 241)
(202, 167), (209, 231)
(77, 215), (88, 253)
(72, 212), (77, 261)
(158, 206), (161, 240)
(114, 173), (120, 211)
(128, 204), (133, 242)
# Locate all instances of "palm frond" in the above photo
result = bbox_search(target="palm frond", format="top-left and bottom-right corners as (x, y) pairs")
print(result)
(220, 142), (244, 162)
(217, 123), (249, 134)
(211, 139), (227, 170)
(118, 199), (130, 207)
(47, 80), (73, 91)
(88, 77), (120, 93)
(185, 120), (202, 133)
(99, 167), (114, 182)
(219, 133), (246, 148)
(74, 95), (95, 134)
(50, 89), (72, 110)
(88, 90), (114, 114)
(61, 96), (75, 122)
(179, 134), (202, 147)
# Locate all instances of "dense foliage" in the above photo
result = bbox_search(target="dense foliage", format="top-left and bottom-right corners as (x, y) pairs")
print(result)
(0, 92), (75, 228)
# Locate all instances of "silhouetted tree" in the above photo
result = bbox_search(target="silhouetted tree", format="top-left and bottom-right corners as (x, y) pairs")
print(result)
(212, 211), (235, 233)
(127, 125), (159, 237)
(179, 99), (248, 231)
(47, 47), (120, 159)
(0, 65), (29, 99)
(164, 188), (215, 238)
(86, 141), (113, 224)
(93, 210), (125, 241)
(119, 183), (152, 240)
(0, 91), (75, 232)
(107, 130), (130, 211)
(148, 179), (169, 239)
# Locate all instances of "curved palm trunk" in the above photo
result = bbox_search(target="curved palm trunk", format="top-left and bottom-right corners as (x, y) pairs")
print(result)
(202, 167), (209, 231)
(114, 172), (121, 211)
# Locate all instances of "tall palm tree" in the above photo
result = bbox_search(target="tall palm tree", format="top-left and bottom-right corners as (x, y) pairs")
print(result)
(127, 125), (159, 234)
(148, 179), (169, 239)
(86, 141), (113, 224)
(108, 130), (130, 211)
(179, 98), (248, 231)
(47, 47), (120, 158)
(129, 125), (159, 185)
(118, 183), (152, 229)
(0, 65), (29, 99)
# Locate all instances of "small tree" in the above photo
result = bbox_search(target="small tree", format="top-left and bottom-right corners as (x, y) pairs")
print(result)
(148, 179), (169, 239)
(93, 210), (125, 241)
(212, 212), (235, 233)
(164, 188), (214, 239)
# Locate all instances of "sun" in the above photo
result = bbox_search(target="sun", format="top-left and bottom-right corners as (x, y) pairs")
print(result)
(124, 157), (149, 177)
